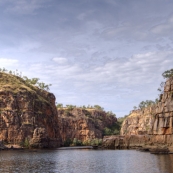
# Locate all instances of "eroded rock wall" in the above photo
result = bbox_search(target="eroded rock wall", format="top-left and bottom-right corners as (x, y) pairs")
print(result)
(58, 108), (117, 145)
(0, 73), (60, 148)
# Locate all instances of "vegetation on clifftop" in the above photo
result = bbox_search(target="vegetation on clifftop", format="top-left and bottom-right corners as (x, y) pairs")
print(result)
(0, 69), (53, 107)
(162, 68), (173, 79)
(0, 68), (52, 91)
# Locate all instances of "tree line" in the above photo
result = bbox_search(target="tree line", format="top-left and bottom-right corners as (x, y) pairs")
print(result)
(56, 104), (104, 111)
(56, 104), (116, 117)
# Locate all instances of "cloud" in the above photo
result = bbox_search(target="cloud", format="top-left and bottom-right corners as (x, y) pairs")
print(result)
(151, 14), (173, 36)
(1, 0), (173, 116)
(2, 0), (50, 14)
(52, 57), (68, 65)
(0, 58), (18, 67)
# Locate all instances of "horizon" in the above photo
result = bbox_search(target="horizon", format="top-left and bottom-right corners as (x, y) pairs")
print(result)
(0, 0), (173, 117)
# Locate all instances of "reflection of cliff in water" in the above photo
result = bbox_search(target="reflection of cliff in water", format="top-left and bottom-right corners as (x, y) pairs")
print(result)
(0, 150), (173, 173)
(0, 150), (57, 172)
(156, 154), (173, 173)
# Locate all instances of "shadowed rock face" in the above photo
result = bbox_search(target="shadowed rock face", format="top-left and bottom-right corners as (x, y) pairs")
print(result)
(0, 72), (60, 148)
(58, 108), (117, 145)
(103, 77), (173, 150)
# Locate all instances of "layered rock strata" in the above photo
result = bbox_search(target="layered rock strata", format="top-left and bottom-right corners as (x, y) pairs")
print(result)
(103, 77), (173, 151)
(58, 108), (117, 145)
(0, 72), (60, 148)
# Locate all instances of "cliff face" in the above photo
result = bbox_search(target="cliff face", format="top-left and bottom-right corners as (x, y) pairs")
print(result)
(121, 77), (173, 137)
(58, 108), (117, 145)
(103, 77), (173, 151)
(120, 108), (154, 135)
(0, 72), (60, 148)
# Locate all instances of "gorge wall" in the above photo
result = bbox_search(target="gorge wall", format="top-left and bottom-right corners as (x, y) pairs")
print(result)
(58, 108), (117, 146)
(0, 72), (60, 148)
(103, 77), (173, 151)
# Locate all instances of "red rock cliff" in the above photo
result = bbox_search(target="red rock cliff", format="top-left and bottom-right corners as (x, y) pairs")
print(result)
(58, 108), (117, 146)
(0, 72), (60, 148)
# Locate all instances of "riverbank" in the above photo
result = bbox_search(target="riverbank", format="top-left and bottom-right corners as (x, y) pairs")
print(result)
(58, 146), (93, 150)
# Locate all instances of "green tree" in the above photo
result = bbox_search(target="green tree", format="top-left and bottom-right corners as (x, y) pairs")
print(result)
(57, 103), (63, 108)
(30, 78), (40, 85)
(133, 106), (137, 110)
(162, 68), (173, 79)
(94, 105), (104, 111)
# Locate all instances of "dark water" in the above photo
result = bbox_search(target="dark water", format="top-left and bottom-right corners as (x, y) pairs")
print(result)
(0, 149), (173, 173)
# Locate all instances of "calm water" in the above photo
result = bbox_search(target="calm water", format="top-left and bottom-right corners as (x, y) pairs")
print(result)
(0, 149), (173, 173)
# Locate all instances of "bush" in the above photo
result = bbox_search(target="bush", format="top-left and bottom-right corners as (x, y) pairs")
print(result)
(103, 122), (121, 136)
(72, 138), (82, 146)
(82, 138), (102, 146)
(64, 138), (72, 147)
(20, 138), (30, 148)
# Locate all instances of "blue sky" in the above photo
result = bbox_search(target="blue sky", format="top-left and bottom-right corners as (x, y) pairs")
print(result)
(0, 0), (173, 117)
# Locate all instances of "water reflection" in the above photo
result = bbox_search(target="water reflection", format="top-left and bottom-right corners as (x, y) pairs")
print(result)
(156, 154), (173, 173)
(0, 149), (173, 173)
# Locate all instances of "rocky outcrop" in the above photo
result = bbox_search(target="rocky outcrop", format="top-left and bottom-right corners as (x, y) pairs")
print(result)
(0, 72), (60, 148)
(58, 108), (117, 146)
(103, 77), (173, 152)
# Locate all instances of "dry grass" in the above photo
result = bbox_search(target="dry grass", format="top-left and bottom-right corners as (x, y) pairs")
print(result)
(0, 72), (49, 104)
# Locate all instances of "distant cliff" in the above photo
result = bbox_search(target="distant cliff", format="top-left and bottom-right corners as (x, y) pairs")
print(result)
(103, 77), (173, 152)
(0, 72), (60, 148)
(58, 108), (117, 146)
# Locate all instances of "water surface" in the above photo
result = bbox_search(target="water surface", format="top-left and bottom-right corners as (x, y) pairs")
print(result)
(0, 149), (173, 173)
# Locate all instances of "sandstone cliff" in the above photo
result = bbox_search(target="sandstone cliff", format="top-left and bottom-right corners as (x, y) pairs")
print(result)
(103, 77), (173, 151)
(0, 72), (60, 148)
(58, 108), (117, 146)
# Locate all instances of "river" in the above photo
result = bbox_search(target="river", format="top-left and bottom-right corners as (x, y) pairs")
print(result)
(0, 149), (173, 173)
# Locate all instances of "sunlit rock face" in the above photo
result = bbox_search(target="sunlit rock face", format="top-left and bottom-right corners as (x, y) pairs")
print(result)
(57, 108), (117, 145)
(103, 77), (173, 150)
(0, 72), (60, 148)
(120, 108), (153, 136)
(121, 77), (173, 137)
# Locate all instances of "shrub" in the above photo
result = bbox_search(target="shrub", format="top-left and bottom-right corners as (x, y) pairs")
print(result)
(64, 138), (72, 147)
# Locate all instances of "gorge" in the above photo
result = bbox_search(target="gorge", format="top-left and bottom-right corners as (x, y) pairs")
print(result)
(1, 70), (173, 153)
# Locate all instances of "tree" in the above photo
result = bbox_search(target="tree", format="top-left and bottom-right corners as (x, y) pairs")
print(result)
(136, 100), (155, 109)
(30, 78), (40, 85)
(133, 106), (137, 110)
(162, 68), (173, 79)
(57, 103), (63, 108)
(106, 111), (116, 117)
(138, 101), (146, 109)
(38, 82), (52, 91)
(94, 105), (104, 111)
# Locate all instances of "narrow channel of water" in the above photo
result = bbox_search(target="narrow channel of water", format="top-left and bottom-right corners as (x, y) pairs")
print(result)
(0, 149), (172, 173)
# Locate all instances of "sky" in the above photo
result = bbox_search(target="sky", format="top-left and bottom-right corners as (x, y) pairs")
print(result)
(0, 0), (173, 117)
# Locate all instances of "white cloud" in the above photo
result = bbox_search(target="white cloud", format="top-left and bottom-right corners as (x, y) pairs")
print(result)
(52, 57), (68, 65)
(0, 58), (18, 66)
(151, 14), (173, 35)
